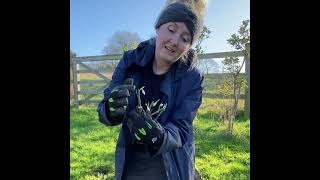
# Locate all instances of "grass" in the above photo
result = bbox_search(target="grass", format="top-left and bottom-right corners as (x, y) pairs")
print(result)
(70, 98), (250, 179)
(194, 113), (250, 179)
(70, 106), (120, 180)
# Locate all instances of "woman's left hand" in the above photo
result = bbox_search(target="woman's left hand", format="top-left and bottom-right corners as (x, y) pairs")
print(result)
(127, 109), (164, 148)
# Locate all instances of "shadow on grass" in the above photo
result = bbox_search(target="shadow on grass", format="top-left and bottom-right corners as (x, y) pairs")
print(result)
(70, 152), (116, 180)
(89, 152), (115, 180)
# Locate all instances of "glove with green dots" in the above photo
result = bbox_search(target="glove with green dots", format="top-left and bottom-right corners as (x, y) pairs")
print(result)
(127, 109), (164, 148)
(107, 78), (135, 122)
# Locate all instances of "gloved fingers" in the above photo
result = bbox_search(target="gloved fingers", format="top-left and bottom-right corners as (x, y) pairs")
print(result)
(110, 106), (126, 118)
(110, 89), (130, 99)
(142, 111), (153, 121)
(132, 126), (147, 139)
(141, 112), (157, 127)
(127, 123), (143, 141)
(117, 89), (130, 97)
(123, 78), (134, 85)
(127, 113), (147, 131)
(133, 132), (142, 141)
(127, 117), (134, 130)
(127, 109), (141, 120)
(117, 85), (135, 92)
(109, 97), (128, 108)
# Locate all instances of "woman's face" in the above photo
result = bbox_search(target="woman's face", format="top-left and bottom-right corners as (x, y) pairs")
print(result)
(155, 22), (192, 65)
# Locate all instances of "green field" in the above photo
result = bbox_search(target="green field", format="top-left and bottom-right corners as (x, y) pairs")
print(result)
(70, 98), (250, 180)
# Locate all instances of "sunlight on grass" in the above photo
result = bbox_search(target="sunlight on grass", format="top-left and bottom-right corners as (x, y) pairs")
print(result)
(70, 98), (250, 179)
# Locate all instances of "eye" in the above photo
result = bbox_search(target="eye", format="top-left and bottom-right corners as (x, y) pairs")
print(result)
(167, 26), (175, 33)
(182, 36), (191, 43)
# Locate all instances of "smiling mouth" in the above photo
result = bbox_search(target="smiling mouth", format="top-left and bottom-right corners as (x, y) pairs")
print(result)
(165, 45), (175, 53)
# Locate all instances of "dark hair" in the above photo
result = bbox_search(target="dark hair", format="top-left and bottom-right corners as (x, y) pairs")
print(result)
(154, 2), (201, 45)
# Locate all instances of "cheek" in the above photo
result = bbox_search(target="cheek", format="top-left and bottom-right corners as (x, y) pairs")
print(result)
(157, 29), (171, 44)
(178, 44), (190, 54)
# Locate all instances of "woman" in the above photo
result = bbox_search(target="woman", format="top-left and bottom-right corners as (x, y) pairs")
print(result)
(97, 1), (207, 179)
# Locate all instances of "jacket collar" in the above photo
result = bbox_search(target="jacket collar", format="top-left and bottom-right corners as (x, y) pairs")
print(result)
(129, 38), (196, 83)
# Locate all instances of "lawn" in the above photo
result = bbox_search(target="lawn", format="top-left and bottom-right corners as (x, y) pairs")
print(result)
(70, 98), (250, 179)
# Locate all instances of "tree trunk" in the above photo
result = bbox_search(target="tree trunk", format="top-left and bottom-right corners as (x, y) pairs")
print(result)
(228, 76), (241, 133)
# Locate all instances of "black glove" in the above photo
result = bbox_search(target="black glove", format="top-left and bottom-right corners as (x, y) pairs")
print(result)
(107, 78), (135, 122)
(127, 109), (164, 148)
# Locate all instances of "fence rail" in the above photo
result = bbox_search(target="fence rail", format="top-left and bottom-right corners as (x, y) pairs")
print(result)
(71, 51), (250, 118)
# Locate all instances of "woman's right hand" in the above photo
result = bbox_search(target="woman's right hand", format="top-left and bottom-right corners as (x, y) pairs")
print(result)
(108, 78), (135, 121)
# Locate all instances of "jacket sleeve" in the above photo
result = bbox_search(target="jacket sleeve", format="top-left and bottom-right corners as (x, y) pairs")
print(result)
(96, 53), (129, 126)
(154, 72), (204, 155)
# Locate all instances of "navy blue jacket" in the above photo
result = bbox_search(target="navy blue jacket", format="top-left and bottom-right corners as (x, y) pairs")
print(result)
(97, 39), (204, 180)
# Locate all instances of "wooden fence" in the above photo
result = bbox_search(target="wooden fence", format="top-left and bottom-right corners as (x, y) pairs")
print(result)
(71, 51), (250, 118)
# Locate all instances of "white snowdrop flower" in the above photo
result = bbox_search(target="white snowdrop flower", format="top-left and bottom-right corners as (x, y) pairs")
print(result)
(153, 99), (159, 107)
(163, 103), (167, 109)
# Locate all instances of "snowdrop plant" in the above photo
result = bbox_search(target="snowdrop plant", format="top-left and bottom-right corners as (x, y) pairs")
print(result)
(136, 86), (167, 122)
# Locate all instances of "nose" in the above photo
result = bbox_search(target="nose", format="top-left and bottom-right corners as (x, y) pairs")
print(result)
(170, 34), (179, 47)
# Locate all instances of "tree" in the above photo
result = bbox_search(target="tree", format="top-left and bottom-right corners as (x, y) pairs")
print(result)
(194, 25), (212, 72)
(219, 20), (250, 133)
(199, 59), (220, 74)
(102, 31), (141, 68)
(102, 31), (142, 55)
(195, 26), (211, 55)
(120, 41), (138, 54)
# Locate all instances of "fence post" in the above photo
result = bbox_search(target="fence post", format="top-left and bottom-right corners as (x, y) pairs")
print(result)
(72, 59), (80, 109)
(244, 56), (250, 119)
(70, 59), (74, 101)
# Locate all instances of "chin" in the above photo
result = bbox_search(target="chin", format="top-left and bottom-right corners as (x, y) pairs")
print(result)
(160, 52), (179, 63)
(161, 55), (177, 64)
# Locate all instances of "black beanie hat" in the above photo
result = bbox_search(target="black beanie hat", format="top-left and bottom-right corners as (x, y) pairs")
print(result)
(155, 2), (201, 44)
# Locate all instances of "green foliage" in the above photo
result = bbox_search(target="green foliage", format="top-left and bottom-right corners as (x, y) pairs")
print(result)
(195, 26), (212, 54)
(120, 41), (138, 54)
(222, 19), (250, 87)
(219, 20), (250, 132)
(227, 20), (250, 57)
(217, 78), (233, 99)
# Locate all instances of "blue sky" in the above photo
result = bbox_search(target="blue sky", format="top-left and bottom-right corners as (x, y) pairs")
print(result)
(70, 0), (250, 57)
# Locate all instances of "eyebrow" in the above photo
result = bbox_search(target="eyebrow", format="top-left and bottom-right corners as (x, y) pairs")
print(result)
(172, 22), (191, 37)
